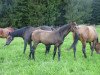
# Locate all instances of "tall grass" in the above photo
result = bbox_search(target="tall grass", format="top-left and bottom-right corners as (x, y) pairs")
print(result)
(0, 26), (100, 75)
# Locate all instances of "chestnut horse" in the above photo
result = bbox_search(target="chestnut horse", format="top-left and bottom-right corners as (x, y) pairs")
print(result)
(69, 25), (99, 58)
(0, 27), (15, 38)
(30, 22), (77, 61)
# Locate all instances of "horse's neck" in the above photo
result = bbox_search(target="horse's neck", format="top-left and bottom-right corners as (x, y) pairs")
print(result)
(12, 30), (24, 37)
(58, 25), (71, 38)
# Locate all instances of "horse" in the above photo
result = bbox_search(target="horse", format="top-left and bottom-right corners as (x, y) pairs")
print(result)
(5, 26), (55, 54)
(0, 27), (15, 38)
(0, 27), (16, 45)
(69, 25), (99, 58)
(30, 22), (77, 61)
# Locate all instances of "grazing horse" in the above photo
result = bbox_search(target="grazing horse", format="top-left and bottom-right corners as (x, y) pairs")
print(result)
(30, 22), (77, 61)
(69, 25), (99, 58)
(5, 26), (55, 54)
(0, 27), (15, 38)
(5, 26), (34, 53)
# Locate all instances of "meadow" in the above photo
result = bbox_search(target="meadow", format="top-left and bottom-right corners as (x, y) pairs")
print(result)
(0, 26), (100, 75)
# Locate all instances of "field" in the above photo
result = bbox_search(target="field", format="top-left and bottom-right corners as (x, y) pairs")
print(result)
(0, 26), (100, 75)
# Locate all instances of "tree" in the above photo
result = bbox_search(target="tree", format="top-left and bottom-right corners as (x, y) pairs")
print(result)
(13, 0), (30, 27)
(65, 0), (92, 23)
(91, 0), (100, 24)
(0, 0), (14, 27)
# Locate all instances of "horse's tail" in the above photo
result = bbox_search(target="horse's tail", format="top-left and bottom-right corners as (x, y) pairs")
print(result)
(28, 31), (33, 45)
(97, 37), (99, 43)
(68, 33), (79, 50)
(27, 28), (35, 44)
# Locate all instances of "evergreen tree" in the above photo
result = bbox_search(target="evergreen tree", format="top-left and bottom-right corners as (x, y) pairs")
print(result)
(0, 0), (14, 27)
(91, 0), (100, 24)
(65, 0), (92, 23)
(14, 0), (29, 27)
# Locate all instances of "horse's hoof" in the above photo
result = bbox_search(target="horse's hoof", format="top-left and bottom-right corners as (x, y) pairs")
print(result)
(67, 48), (71, 51)
(33, 58), (35, 61)
(23, 52), (25, 54)
(28, 57), (31, 60)
(58, 59), (60, 61)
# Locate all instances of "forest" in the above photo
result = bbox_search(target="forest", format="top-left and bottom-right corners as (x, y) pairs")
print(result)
(0, 0), (100, 28)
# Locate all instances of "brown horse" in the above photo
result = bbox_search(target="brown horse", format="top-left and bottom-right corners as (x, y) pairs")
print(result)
(30, 22), (77, 61)
(0, 27), (15, 39)
(69, 25), (99, 58)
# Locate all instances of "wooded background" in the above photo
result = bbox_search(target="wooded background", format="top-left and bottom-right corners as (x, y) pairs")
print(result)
(0, 0), (100, 28)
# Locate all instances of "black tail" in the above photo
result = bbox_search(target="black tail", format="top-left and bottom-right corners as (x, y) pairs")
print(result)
(97, 37), (99, 43)
(68, 33), (79, 50)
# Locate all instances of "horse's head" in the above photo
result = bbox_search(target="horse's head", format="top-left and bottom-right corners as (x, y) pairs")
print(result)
(68, 22), (77, 32)
(95, 43), (100, 54)
(5, 32), (14, 45)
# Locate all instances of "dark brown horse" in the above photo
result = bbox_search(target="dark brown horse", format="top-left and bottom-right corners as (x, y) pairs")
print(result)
(30, 22), (77, 61)
(5, 26), (55, 54)
(69, 25), (99, 58)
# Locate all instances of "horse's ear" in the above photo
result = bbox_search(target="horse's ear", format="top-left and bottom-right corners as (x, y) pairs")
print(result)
(93, 24), (96, 27)
(70, 21), (77, 26)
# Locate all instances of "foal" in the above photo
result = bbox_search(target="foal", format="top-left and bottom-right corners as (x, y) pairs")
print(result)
(5, 26), (54, 54)
(30, 22), (77, 60)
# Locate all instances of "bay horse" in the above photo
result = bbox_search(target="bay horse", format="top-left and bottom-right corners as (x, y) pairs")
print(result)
(30, 22), (77, 61)
(69, 25), (99, 58)
(5, 26), (55, 54)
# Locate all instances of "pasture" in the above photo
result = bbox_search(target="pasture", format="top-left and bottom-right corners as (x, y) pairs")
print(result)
(0, 26), (100, 75)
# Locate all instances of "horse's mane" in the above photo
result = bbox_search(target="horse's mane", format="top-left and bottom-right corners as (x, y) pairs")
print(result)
(11, 26), (32, 37)
(39, 26), (55, 31)
(58, 24), (71, 34)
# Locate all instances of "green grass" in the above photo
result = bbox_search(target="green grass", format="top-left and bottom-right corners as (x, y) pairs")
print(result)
(0, 26), (100, 75)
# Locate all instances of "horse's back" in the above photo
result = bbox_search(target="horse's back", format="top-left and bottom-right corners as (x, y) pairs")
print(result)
(31, 29), (58, 44)
(75, 25), (98, 42)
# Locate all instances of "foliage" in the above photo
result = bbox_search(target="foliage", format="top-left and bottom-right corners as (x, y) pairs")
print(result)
(65, 0), (93, 23)
(0, 0), (99, 27)
(91, 0), (100, 24)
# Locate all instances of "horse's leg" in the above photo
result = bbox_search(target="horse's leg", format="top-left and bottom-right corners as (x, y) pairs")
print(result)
(45, 45), (51, 55)
(53, 46), (57, 60)
(68, 33), (79, 50)
(31, 42), (38, 60)
(58, 45), (61, 61)
(29, 41), (32, 59)
(23, 40), (28, 54)
(73, 44), (77, 59)
(82, 42), (87, 58)
(90, 42), (95, 56)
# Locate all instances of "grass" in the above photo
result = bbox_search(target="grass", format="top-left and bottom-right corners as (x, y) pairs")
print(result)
(0, 26), (100, 75)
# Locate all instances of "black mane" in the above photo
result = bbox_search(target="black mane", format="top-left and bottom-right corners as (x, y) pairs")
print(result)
(10, 26), (32, 37)
(58, 24), (71, 34)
